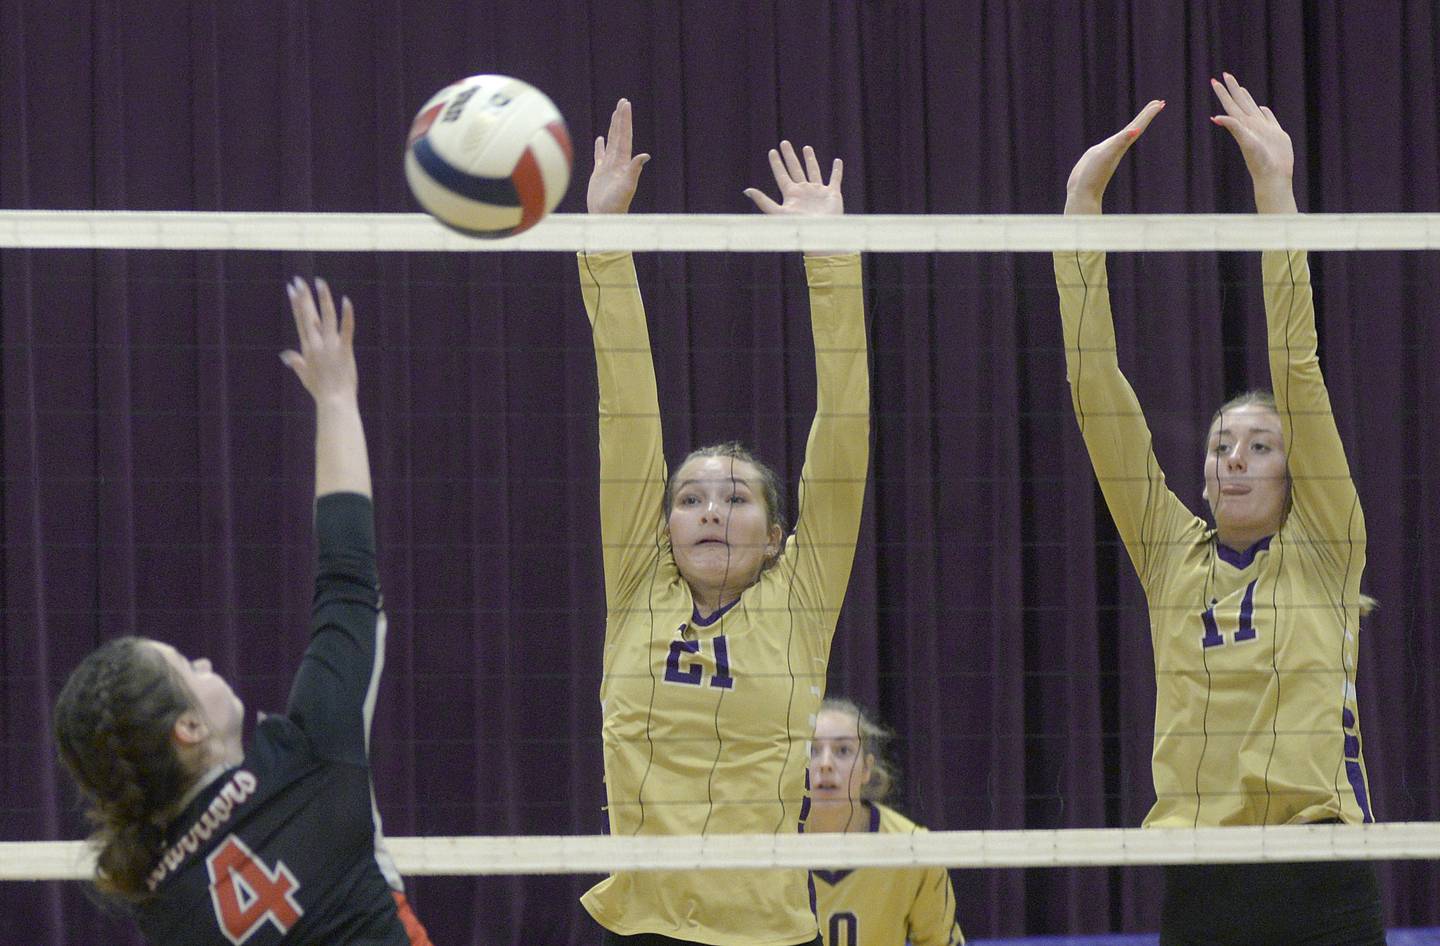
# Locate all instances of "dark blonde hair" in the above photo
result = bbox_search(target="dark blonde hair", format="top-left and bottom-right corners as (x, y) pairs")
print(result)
(53, 637), (198, 901)
(819, 697), (897, 803)
(1206, 389), (1279, 447)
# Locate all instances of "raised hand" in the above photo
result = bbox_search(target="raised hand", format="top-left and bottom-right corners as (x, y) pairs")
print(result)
(1064, 100), (1165, 215)
(281, 276), (370, 497)
(281, 277), (356, 405)
(743, 141), (844, 216)
(1210, 72), (1296, 214)
(587, 98), (650, 215)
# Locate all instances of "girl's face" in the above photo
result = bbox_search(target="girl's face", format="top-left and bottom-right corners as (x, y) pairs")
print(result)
(667, 455), (781, 600)
(808, 709), (874, 807)
(149, 640), (244, 758)
(1203, 404), (1289, 542)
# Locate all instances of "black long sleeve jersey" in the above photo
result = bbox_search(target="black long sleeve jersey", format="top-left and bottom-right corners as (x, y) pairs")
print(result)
(136, 492), (414, 945)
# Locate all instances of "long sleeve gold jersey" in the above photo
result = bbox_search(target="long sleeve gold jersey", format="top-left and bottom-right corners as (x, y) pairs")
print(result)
(579, 251), (870, 944)
(1054, 249), (1372, 828)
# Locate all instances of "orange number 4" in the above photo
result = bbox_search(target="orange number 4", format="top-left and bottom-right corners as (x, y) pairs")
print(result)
(206, 836), (303, 945)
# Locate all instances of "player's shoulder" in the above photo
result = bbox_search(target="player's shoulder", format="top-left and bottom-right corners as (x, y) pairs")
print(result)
(874, 802), (929, 835)
(247, 712), (321, 776)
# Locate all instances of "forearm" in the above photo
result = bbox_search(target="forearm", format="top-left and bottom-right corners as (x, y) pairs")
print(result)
(581, 251), (664, 480)
(1055, 250), (1184, 577)
(789, 254), (869, 592)
(288, 492), (380, 761)
(1262, 249), (1361, 540)
(1253, 175), (1297, 215)
(314, 395), (372, 499)
(579, 251), (668, 596)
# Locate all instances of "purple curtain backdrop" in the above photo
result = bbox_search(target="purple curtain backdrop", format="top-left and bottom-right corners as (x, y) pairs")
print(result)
(3, 2), (1437, 943)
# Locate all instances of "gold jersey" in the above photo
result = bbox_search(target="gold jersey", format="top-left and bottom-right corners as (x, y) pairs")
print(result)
(1054, 249), (1372, 828)
(811, 803), (963, 946)
(579, 251), (870, 945)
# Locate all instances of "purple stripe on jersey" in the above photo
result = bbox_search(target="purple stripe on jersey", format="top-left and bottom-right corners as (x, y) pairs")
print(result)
(691, 597), (740, 627)
(1216, 534), (1272, 569)
(1345, 760), (1374, 823)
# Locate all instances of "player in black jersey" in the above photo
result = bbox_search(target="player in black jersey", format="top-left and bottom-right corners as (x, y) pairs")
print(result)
(53, 277), (432, 946)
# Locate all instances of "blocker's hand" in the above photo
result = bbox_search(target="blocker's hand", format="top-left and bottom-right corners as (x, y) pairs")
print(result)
(743, 141), (844, 217)
(587, 98), (650, 215)
(1210, 72), (1296, 214)
(1064, 100), (1165, 215)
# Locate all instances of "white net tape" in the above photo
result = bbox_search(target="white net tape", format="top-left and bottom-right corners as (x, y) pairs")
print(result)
(3, 210), (1440, 252)
(4, 823), (1438, 881)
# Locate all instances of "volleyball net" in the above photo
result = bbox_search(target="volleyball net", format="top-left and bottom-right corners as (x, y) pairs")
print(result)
(1, 210), (1436, 942)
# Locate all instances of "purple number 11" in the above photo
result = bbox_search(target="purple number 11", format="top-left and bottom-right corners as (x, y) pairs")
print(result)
(1201, 580), (1258, 648)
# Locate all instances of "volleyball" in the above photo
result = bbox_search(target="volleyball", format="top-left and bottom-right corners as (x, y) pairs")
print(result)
(404, 74), (572, 238)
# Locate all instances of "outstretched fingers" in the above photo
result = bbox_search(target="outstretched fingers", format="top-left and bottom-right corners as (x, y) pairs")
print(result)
(588, 98), (649, 214)
(1223, 72), (1260, 114)
(1064, 99), (1164, 212)
(607, 98), (634, 161)
(1120, 99), (1166, 145)
(339, 294), (355, 351)
(1208, 72), (1294, 209)
(779, 140), (806, 182)
(742, 186), (783, 214)
(314, 278), (338, 340)
(748, 140), (844, 216)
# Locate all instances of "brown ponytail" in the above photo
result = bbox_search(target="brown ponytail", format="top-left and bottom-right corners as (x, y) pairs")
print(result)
(53, 637), (197, 900)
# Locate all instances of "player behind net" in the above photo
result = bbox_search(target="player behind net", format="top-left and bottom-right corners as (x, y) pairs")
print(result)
(807, 698), (964, 946)
(577, 98), (870, 946)
(52, 279), (432, 945)
(1054, 73), (1383, 945)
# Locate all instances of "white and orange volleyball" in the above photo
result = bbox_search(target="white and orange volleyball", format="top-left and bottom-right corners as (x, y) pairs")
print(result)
(405, 75), (572, 237)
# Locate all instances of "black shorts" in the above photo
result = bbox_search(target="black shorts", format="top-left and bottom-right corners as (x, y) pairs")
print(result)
(599, 930), (821, 946)
(1160, 860), (1384, 946)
